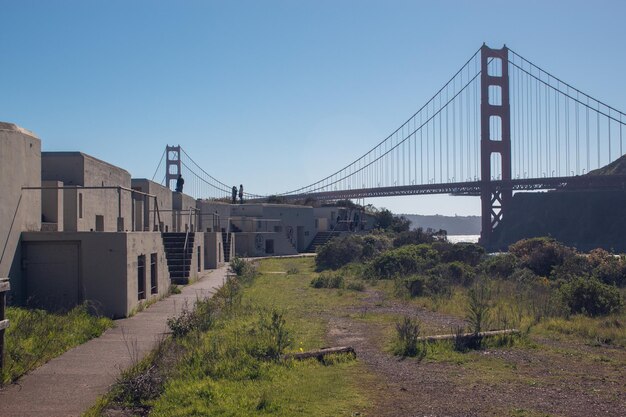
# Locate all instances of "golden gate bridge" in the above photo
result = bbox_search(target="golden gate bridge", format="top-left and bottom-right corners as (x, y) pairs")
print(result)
(152, 44), (626, 246)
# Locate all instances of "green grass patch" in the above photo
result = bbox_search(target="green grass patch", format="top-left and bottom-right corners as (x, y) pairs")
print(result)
(534, 314), (626, 346)
(3, 304), (112, 385)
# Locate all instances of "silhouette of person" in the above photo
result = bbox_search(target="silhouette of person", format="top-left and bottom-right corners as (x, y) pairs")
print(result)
(231, 186), (237, 204)
(175, 175), (184, 193)
(239, 184), (244, 204)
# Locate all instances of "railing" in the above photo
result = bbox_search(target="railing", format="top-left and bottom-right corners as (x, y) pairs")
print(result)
(0, 278), (10, 372)
(182, 206), (194, 274)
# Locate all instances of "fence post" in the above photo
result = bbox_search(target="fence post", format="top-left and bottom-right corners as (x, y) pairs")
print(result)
(0, 278), (10, 372)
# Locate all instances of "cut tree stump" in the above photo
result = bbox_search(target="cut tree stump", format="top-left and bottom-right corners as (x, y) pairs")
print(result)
(417, 329), (520, 343)
(282, 346), (356, 361)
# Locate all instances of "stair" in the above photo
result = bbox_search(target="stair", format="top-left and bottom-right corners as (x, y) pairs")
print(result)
(162, 232), (195, 285)
(221, 232), (232, 262)
(306, 231), (341, 253)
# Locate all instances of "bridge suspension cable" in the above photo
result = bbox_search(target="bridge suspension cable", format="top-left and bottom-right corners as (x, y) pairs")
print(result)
(508, 48), (626, 180)
(278, 47), (485, 197)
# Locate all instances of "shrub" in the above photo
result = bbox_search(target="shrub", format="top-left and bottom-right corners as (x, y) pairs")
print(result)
(432, 241), (485, 266)
(392, 228), (435, 247)
(466, 283), (491, 335)
(310, 272), (345, 289)
(481, 253), (519, 279)
(315, 236), (363, 270)
(229, 257), (258, 284)
(559, 277), (623, 317)
(346, 281), (365, 291)
(433, 261), (476, 286)
(256, 310), (292, 360)
(393, 316), (426, 359)
(166, 299), (216, 338)
(588, 249), (626, 287)
(315, 234), (392, 271)
(403, 276), (426, 297)
(369, 244), (439, 279)
(509, 237), (574, 277)
(550, 254), (593, 282)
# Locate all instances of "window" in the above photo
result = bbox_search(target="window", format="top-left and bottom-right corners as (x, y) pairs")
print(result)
(274, 225), (282, 233)
(138, 255), (146, 300)
(150, 253), (158, 294)
(79, 193), (83, 219)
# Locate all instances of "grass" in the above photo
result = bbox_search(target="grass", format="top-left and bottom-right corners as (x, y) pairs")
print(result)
(87, 257), (372, 416)
(2, 304), (112, 385)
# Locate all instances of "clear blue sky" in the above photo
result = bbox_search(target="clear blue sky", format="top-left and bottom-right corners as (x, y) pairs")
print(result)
(3, 0), (626, 215)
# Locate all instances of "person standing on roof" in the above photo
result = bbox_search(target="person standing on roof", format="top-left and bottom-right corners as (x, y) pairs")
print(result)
(175, 175), (184, 193)
(239, 184), (244, 204)
(231, 186), (237, 204)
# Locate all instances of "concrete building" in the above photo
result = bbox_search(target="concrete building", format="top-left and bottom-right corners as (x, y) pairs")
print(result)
(230, 203), (316, 256)
(0, 123), (41, 303)
(21, 231), (170, 318)
(131, 178), (174, 232)
(42, 152), (134, 232)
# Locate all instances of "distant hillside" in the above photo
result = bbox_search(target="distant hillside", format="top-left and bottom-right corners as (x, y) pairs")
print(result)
(587, 153), (626, 176)
(400, 214), (481, 235)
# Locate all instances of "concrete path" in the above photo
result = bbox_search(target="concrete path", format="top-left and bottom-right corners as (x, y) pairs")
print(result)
(0, 265), (228, 417)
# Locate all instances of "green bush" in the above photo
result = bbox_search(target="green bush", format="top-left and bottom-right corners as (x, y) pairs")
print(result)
(310, 272), (345, 289)
(509, 237), (574, 277)
(346, 281), (365, 291)
(480, 253), (519, 279)
(315, 234), (391, 271)
(393, 316), (426, 359)
(392, 228), (435, 247)
(559, 277), (623, 317)
(432, 261), (476, 286)
(229, 257), (258, 284)
(403, 275), (426, 297)
(369, 244), (439, 279)
(167, 299), (216, 338)
(315, 236), (364, 270)
(432, 241), (485, 266)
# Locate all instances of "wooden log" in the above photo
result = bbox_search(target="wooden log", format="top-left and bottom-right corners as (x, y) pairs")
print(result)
(283, 346), (356, 361)
(417, 329), (520, 343)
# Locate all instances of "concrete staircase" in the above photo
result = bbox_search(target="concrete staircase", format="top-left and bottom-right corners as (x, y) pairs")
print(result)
(221, 232), (232, 262)
(162, 232), (194, 284)
(306, 231), (341, 253)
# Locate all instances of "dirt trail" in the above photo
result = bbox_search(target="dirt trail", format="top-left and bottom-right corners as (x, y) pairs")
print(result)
(327, 289), (626, 417)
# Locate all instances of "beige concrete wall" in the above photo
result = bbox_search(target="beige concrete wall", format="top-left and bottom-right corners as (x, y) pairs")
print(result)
(0, 123), (41, 303)
(125, 233), (170, 315)
(22, 232), (171, 318)
(197, 200), (231, 232)
(131, 179), (174, 232)
(42, 180), (64, 230)
(203, 232), (225, 269)
(172, 192), (198, 232)
(43, 152), (133, 232)
(187, 232), (205, 280)
(234, 232), (298, 257)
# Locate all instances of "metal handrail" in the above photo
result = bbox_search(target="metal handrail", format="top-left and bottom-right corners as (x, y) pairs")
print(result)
(182, 206), (194, 273)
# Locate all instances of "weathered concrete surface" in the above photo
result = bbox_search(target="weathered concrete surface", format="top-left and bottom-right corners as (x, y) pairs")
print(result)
(0, 265), (228, 417)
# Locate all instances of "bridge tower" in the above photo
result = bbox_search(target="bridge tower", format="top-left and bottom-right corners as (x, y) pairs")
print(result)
(480, 44), (512, 248)
(165, 145), (182, 190)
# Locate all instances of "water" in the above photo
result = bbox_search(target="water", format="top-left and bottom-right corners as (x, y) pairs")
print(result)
(447, 234), (480, 244)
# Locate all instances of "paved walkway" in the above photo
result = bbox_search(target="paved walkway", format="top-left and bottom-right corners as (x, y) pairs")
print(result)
(0, 265), (229, 417)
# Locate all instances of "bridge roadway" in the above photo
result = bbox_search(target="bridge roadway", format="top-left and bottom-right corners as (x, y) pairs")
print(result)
(278, 174), (626, 201)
